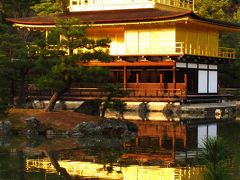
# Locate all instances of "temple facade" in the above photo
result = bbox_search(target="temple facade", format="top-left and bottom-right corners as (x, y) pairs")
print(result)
(7, 0), (240, 103)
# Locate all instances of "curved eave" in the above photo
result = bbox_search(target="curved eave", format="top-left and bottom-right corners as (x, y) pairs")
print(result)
(189, 14), (240, 32)
(5, 9), (240, 31)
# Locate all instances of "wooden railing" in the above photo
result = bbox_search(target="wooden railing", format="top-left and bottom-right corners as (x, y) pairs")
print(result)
(112, 42), (236, 59)
(123, 42), (184, 55)
(126, 88), (186, 98)
(155, 0), (194, 10)
(36, 42), (236, 61)
(28, 87), (186, 100)
(70, 0), (194, 11)
(218, 47), (236, 59)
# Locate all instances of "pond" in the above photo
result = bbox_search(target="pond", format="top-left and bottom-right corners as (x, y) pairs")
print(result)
(0, 118), (240, 180)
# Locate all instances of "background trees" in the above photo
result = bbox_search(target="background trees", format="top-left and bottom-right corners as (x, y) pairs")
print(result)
(0, 24), (38, 110)
(195, 0), (240, 88)
(31, 0), (68, 16)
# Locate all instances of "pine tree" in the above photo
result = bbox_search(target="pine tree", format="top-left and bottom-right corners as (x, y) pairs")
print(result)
(0, 24), (38, 107)
(35, 18), (111, 112)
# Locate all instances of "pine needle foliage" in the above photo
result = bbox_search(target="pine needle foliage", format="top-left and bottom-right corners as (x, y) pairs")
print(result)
(201, 137), (232, 180)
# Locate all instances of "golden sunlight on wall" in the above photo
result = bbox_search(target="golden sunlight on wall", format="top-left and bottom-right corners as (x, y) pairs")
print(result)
(176, 25), (219, 57)
(87, 26), (176, 56)
(125, 27), (176, 54)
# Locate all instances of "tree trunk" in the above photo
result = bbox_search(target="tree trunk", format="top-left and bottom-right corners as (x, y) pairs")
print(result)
(45, 84), (70, 112)
(16, 74), (26, 107)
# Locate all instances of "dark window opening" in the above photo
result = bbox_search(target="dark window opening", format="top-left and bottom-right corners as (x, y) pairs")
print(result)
(163, 71), (173, 83)
(128, 71), (141, 83)
(176, 70), (185, 83)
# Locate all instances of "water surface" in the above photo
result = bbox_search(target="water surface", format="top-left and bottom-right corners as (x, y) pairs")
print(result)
(0, 119), (239, 179)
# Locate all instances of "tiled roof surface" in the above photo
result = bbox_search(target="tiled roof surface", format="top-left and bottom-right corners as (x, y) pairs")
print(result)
(6, 8), (192, 25)
(5, 8), (240, 29)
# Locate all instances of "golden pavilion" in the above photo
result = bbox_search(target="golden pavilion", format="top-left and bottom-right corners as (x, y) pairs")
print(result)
(6, 0), (240, 103)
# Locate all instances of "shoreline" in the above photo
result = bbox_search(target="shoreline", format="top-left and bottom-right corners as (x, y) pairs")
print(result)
(8, 108), (100, 131)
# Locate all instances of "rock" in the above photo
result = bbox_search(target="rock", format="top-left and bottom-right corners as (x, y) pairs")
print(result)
(25, 117), (40, 129)
(32, 100), (45, 109)
(72, 121), (97, 134)
(70, 118), (138, 139)
(138, 102), (150, 120)
(25, 117), (48, 136)
(125, 121), (138, 133)
(72, 132), (84, 137)
(121, 130), (137, 141)
(0, 120), (12, 135)
(21, 102), (33, 109)
(163, 104), (180, 119)
(54, 101), (67, 111)
(100, 119), (128, 136)
(74, 100), (101, 116)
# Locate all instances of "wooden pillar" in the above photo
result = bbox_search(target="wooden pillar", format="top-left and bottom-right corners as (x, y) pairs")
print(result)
(136, 73), (139, 88)
(136, 137), (139, 146)
(160, 73), (163, 88)
(159, 137), (162, 148)
(123, 66), (127, 90)
(184, 72), (188, 96)
(173, 67), (176, 90)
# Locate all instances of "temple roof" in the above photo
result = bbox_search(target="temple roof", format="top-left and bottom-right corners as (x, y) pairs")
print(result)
(6, 8), (240, 30)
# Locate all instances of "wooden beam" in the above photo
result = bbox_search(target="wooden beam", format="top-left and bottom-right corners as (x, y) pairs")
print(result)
(82, 61), (175, 67)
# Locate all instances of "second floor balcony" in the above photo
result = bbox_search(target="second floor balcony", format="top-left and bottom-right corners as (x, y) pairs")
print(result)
(108, 42), (236, 59)
(46, 42), (236, 60)
(69, 0), (194, 12)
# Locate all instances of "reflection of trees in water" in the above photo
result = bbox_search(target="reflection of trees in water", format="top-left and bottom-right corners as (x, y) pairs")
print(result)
(45, 151), (72, 180)
(80, 138), (126, 174)
(0, 148), (25, 180)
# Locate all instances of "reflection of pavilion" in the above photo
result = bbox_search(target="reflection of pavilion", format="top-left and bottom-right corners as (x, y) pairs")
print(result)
(122, 121), (217, 166)
(26, 158), (204, 179)
(25, 121), (217, 179)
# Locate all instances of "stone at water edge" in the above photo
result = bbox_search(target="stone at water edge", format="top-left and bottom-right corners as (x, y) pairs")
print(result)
(99, 119), (128, 136)
(70, 119), (138, 138)
(25, 117), (40, 129)
(71, 121), (98, 134)
(24, 117), (49, 136)
(125, 121), (138, 133)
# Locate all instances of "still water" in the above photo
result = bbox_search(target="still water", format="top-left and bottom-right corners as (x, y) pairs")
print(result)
(0, 119), (240, 180)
